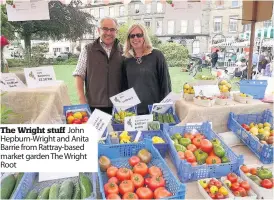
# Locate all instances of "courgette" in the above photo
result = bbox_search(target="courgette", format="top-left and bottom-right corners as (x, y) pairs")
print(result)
(49, 183), (60, 199)
(11, 172), (24, 197)
(169, 114), (176, 123)
(58, 180), (74, 199)
(25, 189), (38, 199)
(158, 114), (163, 123)
(0, 174), (16, 199)
(79, 173), (92, 199)
(37, 187), (50, 200)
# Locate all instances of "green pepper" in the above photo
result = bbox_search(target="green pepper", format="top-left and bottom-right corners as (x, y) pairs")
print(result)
(173, 138), (179, 145)
(211, 138), (221, 146)
(257, 167), (273, 179)
(221, 156), (230, 163)
(248, 175), (262, 186)
(174, 144), (186, 152)
(172, 133), (182, 140)
(213, 145), (225, 158)
(194, 149), (208, 165)
(179, 138), (191, 147)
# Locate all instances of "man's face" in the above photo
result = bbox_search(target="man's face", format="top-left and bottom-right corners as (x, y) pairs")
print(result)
(98, 19), (117, 46)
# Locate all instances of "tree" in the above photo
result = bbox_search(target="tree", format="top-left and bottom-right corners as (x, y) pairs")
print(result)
(3, 1), (95, 64)
(1, 5), (15, 40)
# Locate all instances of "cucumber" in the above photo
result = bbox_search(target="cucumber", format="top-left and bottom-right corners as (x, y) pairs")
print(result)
(163, 114), (169, 123)
(49, 183), (60, 199)
(11, 172), (24, 197)
(79, 173), (92, 199)
(37, 187), (50, 200)
(58, 180), (74, 199)
(0, 174), (16, 199)
(158, 114), (163, 123)
(169, 114), (176, 123)
(25, 189), (38, 199)
(72, 182), (80, 199)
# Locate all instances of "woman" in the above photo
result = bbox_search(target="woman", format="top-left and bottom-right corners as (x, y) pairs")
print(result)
(122, 23), (171, 115)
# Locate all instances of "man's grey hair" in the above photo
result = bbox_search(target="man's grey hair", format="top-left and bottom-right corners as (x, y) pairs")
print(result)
(98, 17), (119, 28)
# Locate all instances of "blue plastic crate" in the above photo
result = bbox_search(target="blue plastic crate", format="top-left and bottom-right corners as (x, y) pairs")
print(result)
(240, 80), (267, 99)
(106, 130), (169, 157)
(148, 105), (180, 130)
(163, 122), (244, 183)
(63, 104), (92, 124)
(98, 139), (186, 200)
(228, 109), (273, 164)
(11, 172), (97, 199)
(112, 106), (137, 131)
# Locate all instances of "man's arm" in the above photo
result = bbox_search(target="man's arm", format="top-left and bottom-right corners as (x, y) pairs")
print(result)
(73, 47), (88, 104)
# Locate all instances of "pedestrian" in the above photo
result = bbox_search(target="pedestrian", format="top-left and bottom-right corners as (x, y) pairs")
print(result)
(122, 23), (171, 115)
(73, 17), (123, 114)
(1, 36), (10, 73)
(211, 49), (219, 69)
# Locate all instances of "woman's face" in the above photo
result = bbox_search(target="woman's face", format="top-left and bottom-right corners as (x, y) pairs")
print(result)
(129, 27), (144, 51)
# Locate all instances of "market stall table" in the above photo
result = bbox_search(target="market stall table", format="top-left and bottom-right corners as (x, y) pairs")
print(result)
(175, 99), (273, 133)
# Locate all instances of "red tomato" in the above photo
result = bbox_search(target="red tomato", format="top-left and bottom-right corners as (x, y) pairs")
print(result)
(104, 182), (119, 196)
(184, 150), (196, 163)
(136, 187), (154, 199)
(231, 182), (240, 191)
(145, 178), (151, 186)
(240, 181), (250, 191)
(215, 192), (224, 199)
(107, 166), (118, 178)
(108, 177), (119, 184)
(187, 144), (197, 152)
(66, 112), (73, 117)
(214, 180), (222, 189)
(178, 151), (185, 160)
(128, 156), (140, 167)
(209, 193), (216, 199)
(250, 168), (257, 175)
(200, 139), (213, 153)
(107, 193), (121, 199)
(133, 162), (148, 177)
(261, 179), (273, 189)
(119, 180), (135, 196)
(236, 187), (247, 197)
(240, 165), (250, 174)
(73, 119), (82, 124)
(206, 156), (221, 165)
(184, 133), (194, 140)
(116, 168), (132, 181)
(122, 192), (138, 200)
(233, 190), (241, 197)
(194, 133), (205, 139)
(148, 166), (162, 177)
(208, 179), (216, 188)
(154, 187), (172, 199)
(82, 116), (89, 123)
(227, 173), (238, 183)
(209, 151), (216, 156)
(131, 173), (144, 189)
(192, 137), (202, 148)
(148, 176), (166, 191)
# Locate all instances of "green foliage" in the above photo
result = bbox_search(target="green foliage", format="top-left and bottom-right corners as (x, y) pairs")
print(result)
(0, 5), (15, 40)
(53, 57), (78, 65)
(1, 93), (20, 124)
(7, 59), (27, 68)
(158, 42), (189, 68)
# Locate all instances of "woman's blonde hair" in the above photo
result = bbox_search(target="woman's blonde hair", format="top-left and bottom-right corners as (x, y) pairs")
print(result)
(123, 23), (153, 58)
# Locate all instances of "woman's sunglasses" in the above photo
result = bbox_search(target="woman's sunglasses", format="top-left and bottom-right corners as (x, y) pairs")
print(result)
(129, 33), (144, 39)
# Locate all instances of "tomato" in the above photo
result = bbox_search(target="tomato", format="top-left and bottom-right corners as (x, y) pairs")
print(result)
(236, 187), (247, 197)
(145, 178), (151, 186)
(128, 156), (140, 167)
(208, 179), (216, 188)
(194, 133), (205, 139)
(107, 166), (118, 178)
(119, 180), (135, 195)
(270, 178), (274, 186)
(133, 162), (148, 177)
(66, 112), (73, 117)
(108, 177), (119, 184)
(73, 119), (82, 124)
(227, 173), (238, 183)
(209, 151), (216, 156)
(82, 116), (89, 123)
(215, 192), (224, 199)
(184, 133), (194, 140)
(116, 168), (132, 181)
(214, 180), (222, 189)
(250, 168), (257, 175)
(148, 166), (162, 177)
(241, 124), (250, 131)
(240, 165), (250, 174)
(206, 156), (221, 165)
(178, 151), (185, 160)
(136, 187), (153, 199)
(233, 190), (241, 197)
(187, 144), (197, 152)
(131, 173), (144, 189)
(107, 193), (121, 199)
(184, 150), (196, 163)
(192, 137), (202, 148)
(154, 187), (172, 199)
(148, 176), (166, 191)
(230, 182), (240, 191)
(208, 192), (216, 199)
(200, 139), (213, 153)
(240, 181), (250, 191)
(104, 182), (119, 196)
(205, 187), (210, 193)
(261, 179), (273, 189)
(122, 192), (138, 200)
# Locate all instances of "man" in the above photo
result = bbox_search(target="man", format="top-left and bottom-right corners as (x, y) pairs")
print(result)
(211, 49), (219, 69)
(73, 17), (123, 114)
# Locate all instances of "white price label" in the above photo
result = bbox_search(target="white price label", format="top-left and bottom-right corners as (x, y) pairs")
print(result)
(193, 85), (220, 97)
(161, 92), (180, 103)
(110, 88), (141, 110)
(151, 103), (174, 114)
(0, 73), (26, 91)
(124, 115), (153, 131)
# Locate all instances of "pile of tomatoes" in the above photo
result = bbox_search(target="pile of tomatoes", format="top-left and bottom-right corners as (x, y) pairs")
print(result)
(103, 156), (172, 199)
(199, 178), (230, 199)
(224, 173), (251, 197)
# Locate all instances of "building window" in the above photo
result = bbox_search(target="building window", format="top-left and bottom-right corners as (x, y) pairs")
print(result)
(181, 20), (188, 33)
(231, 0), (239, 7)
(168, 20), (175, 34)
(157, 2), (163, 13)
(156, 21), (163, 35)
(192, 40), (200, 54)
(109, 7), (114, 17)
(229, 16), (238, 32)
(214, 17), (222, 32)
(146, 3), (151, 13)
(99, 8), (104, 18)
(243, 24), (251, 32)
(53, 48), (61, 52)
(145, 20), (151, 28)
(215, 0), (224, 8)
(194, 20), (201, 33)
(65, 47), (69, 52)
(119, 6), (125, 16)
(90, 9), (94, 16)
(264, 20), (273, 28)
(135, 4), (140, 14)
